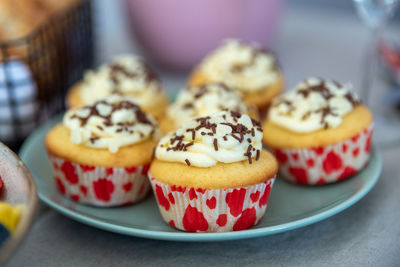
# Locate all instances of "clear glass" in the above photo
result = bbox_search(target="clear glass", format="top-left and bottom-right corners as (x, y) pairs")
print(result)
(353, 0), (400, 148)
(0, 142), (37, 264)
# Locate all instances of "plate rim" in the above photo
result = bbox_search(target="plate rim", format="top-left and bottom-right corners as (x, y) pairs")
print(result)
(19, 117), (383, 242)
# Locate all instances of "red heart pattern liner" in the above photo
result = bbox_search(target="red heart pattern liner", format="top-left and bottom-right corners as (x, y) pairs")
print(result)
(48, 153), (151, 207)
(149, 174), (276, 233)
(272, 125), (373, 185)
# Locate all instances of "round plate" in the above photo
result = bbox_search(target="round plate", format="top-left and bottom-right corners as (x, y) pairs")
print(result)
(19, 116), (382, 242)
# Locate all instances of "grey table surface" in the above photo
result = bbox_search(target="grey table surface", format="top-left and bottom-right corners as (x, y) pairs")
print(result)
(7, 1), (400, 266)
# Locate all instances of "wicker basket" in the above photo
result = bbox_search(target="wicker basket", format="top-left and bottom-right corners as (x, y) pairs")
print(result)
(0, 0), (93, 150)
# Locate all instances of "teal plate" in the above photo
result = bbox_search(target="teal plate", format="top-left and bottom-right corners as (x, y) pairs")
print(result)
(19, 116), (382, 242)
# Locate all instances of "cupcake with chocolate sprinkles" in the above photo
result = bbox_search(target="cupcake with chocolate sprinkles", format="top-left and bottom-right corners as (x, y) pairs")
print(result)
(262, 77), (374, 185)
(159, 82), (258, 133)
(45, 95), (159, 206)
(188, 39), (284, 116)
(66, 55), (170, 120)
(149, 110), (278, 232)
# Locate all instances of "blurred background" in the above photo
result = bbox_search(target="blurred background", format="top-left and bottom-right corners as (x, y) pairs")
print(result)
(93, 0), (399, 88)
(0, 0), (399, 150)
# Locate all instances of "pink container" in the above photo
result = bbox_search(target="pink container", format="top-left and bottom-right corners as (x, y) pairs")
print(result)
(124, 0), (284, 70)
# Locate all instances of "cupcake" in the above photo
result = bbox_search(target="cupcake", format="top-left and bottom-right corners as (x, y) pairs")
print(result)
(149, 110), (278, 232)
(66, 55), (170, 119)
(262, 78), (374, 185)
(45, 95), (158, 206)
(188, 40), (284, 116)
(160, 82), (258, 133)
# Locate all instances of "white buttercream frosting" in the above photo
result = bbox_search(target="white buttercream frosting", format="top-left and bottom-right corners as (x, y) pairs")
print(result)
(269, 77), (360, 133)
(64, 95), (157, 153)
(79, 55), (163, 107)
(199, 39), (279, 92)
(156, 110), (263, 167)
(167, 83), (250, 127)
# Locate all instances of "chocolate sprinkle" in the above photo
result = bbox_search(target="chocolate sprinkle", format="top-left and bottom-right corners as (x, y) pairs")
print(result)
(72, 100), (153, 131)
(184, 142), (194, 151)
(276, 79), (361, 129)
(221, 122), (251, 143)
(108, 62), (161, 94)
(183, 103), (194, 109)
(186, 128), (196, 140)
(244, 144), (253, 164)
(213, 138), (218, 151)
(229, 43), (278, 73)
(316, 106), (338, 129)
(163, 111), (262, 165)
(301, 111), (312, 121)
(273, 99), (295, 115)
(345, 92), (361, 107)
(90, 137), (99, 144)
(298, 80), (333, 100)
(185, 159), (191, 166)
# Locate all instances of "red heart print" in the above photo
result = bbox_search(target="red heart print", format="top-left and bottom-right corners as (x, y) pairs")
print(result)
(289, 167), (308, 184)
(93, 178), (115, 202)
(189, 188), (197, 200)
(70, 194), (80, 202)
(169, 220), (176, 228)
(225, 188), (247, 217)
(168, 192), (175, 204)
(275, 149), (288, 164)
(123, 182), (133, 192)
(61, 161), (78, 185)
(250, 191), (260, 203)
(182, 205), (209, 232)
(80, 185), (88, 196)
(206, 197), (216, 209)
(259, 183), (272, 207)
(322, 151), (343, 174)
(155, 184), (170, 211)
(125, 167), (137, 174)
(233, 207), (256, 231)
(216, 214), (227, 227)
(55, 177), (65, 195)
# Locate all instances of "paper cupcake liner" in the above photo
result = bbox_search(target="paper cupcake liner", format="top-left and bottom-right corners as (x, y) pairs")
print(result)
(47, 153), (151, 207)
(272, 125), (373, 185)
(148, 174), (276, 232)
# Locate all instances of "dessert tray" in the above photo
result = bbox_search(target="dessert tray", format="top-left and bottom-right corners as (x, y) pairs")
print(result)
(19, 115), (382, 242)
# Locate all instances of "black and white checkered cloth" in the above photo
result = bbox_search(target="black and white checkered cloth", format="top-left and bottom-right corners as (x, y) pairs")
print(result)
(0, 61), (38, 142)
